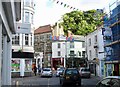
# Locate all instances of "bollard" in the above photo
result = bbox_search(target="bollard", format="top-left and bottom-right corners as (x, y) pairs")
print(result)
(15, 81), (19, 87)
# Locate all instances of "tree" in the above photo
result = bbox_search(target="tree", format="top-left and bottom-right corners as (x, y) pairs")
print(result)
(60, 9), (104, 36)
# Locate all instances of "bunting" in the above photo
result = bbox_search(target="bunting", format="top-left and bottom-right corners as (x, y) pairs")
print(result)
(50, 0), (79, 10)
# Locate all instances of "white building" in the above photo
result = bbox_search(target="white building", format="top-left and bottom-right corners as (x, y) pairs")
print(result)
(86, 26), (105, 77)
(52, 35), (86, 70)
(11, 0), (35, 77)
(0, 0), (21, 85)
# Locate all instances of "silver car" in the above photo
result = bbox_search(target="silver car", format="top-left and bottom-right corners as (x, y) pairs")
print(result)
(56, 68), (64, 77)
(96, 76), (120, 87)
(79, 67), (91, 78)
(41, 68), (52, 77)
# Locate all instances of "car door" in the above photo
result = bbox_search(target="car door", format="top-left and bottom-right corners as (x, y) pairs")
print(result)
(110, 78), (120, 87)
(96, 78), (111, 87)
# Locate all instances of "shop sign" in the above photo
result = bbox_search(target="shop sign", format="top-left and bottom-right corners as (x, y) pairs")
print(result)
(16, 23), (31, 33)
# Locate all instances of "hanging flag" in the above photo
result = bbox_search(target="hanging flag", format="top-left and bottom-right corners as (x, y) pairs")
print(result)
(70, 36), (73, 41)
(50, 35), (52, 40)
(61, 2), (63, 5)
(56, 36), (59, 40)
(70, 7), (73, 9)
(67, 5), (69, 8)
(56, 1), (59, 4)
(72, 38), (74, 42)
(64, 4), (66, 7)
(52, 36), (54, 40)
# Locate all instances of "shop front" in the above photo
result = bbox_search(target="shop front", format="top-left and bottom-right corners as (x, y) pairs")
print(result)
(104, 61), (120, 76)
(52, 58), (64, 70)
(12, 52), (34, 77)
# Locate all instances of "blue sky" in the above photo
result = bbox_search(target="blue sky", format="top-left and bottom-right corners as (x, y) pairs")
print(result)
(34, 0), (116, 29)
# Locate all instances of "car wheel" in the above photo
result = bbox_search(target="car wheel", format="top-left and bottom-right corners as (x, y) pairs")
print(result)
(78, 81), (81, 86)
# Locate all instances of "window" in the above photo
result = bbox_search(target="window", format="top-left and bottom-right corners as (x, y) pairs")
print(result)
(82, 42), (85, 48)
(94, 35), (97, 44)
(25, 34), (29, 45)
(12, 34), (20, 45)
(70, 50), (74, 54)
(89, 38), (91, 46)
(95, 49), (98, 57)
(30, 34), (32, 46)
(25, 12), (29, 23)
(25, 0), (30, 6)
(79, 51), (81, 56)
(82, 51), (85, 57)
(31, 0), (34, 7)
(89, 50), (92, 59)
(31, 13), (33, 24)
(58, 43), (60, 48)
(58, 51), (60, 56)
(70, 42), (74, 48)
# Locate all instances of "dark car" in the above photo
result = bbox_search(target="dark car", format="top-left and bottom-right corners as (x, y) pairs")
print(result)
(60, 68), (81, 86)
(96, 76), (120, 87)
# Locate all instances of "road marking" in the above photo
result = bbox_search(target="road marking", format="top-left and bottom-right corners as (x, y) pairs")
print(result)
(48, 78), (50, 87)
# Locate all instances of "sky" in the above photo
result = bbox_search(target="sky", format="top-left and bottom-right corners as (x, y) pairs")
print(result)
(34, 0), (116, 29)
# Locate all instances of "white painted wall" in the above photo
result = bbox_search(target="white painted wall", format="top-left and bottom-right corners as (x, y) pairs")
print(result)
(52, 41), (85, 58)
(86, 27), (105, 77)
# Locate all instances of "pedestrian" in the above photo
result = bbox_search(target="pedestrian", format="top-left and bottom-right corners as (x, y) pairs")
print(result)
(33, 66), (37, 76)
(38, 65), (41, 75)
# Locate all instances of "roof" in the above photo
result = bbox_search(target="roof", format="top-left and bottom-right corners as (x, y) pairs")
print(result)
(105, 76), (120, 79)
(34, 24), (52, 34)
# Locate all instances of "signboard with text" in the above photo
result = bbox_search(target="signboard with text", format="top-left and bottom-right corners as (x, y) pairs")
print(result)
(16, 23), (31, 33)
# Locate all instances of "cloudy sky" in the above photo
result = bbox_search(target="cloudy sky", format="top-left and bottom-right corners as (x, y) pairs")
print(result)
(34, 0), (116, 29)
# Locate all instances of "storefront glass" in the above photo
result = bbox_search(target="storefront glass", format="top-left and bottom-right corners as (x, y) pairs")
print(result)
(11, 59), (20, 72)
(25, 59), (32, 72)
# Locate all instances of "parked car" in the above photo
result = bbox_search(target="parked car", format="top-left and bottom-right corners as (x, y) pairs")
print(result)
(60, 68), (81, 86)
(79, 67), (91, 78)
(96, 76), (120, 87)
(41, 68), (52, 77)
(56, 68), (64, 77)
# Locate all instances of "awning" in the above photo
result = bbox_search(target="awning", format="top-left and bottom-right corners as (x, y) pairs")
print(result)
(12, 52), (34, 58)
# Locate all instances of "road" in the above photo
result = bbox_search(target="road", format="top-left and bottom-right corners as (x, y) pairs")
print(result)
(12, 74), (102, 87)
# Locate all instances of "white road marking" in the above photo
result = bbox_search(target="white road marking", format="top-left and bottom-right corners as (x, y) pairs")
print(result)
(48, 78), (50, 87)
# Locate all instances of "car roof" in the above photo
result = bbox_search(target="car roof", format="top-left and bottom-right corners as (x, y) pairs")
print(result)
(105, 76), (120, 79)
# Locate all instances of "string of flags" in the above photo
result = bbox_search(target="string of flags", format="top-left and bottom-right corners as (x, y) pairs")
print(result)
(49, 0), (79, 10)
(50, 35), (74, 42)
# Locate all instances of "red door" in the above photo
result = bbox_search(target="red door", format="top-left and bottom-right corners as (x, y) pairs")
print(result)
(114, 64), (119, 76)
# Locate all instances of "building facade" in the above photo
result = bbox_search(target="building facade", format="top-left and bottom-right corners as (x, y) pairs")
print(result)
(11, 0), (35, 77)
(52, 35), (86, 70)
(34, 25), (52, 68)
(0, 0), (21, 85)
(86, 26), (105, 77)
(103, 1), (120, 76)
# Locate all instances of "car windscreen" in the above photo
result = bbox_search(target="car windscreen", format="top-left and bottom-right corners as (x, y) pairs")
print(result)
(43, 69), (50, 71)
(65, 69), (79, 75)
(81, 68), (90, 71)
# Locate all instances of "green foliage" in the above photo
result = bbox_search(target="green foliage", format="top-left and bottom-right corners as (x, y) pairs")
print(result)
(61, 9), (104, 36)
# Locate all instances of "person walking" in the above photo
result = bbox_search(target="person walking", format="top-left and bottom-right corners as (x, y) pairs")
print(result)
(33, 66), (37, 76)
